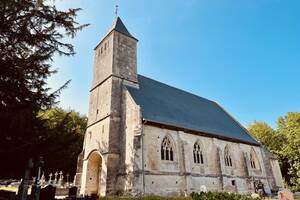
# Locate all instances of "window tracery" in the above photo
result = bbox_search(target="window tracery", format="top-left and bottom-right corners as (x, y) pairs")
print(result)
(250, 149), (260, 169)
(161, 136), (174, 161)
(224, 145), (233, 167)
(193, 142), (204, 164)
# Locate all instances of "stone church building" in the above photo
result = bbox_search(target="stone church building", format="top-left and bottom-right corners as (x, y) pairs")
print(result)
(75, 17), (283, 196)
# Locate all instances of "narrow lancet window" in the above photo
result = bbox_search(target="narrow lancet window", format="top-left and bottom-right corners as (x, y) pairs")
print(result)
(161, 137), (174, 161)
(193, 143), (204, 164)
(224, 145), (233, 167)
(250, 154), (256, 168)
(250, 149), (260, 169)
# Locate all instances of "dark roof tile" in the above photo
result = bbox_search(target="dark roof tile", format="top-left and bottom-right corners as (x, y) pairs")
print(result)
(127, 75), (260, 145)
(109, 17), (137, 40)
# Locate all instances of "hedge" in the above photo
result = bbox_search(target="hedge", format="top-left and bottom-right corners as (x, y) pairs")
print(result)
(190, 192), (262, 200)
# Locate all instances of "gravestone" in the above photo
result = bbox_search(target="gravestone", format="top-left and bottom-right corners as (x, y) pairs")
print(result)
(199, 185), (207, 192)
(40, 185), (56, 200)
(0, 190), (16, 200)
(48, 173), (53, 185)
(54, 172), (58, 185)
(58, 171), (64, 187)
(40, 173), (46, 186)
(31, 156), (44, 200)
(278, 191), (294, 200)
(68, 186), (77, 197)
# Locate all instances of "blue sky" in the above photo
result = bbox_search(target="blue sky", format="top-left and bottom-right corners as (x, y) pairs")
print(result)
(49, 0), (300, 128)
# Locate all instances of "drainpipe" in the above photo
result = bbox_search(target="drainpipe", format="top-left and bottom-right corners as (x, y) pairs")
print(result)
(141, 119), (147, 195)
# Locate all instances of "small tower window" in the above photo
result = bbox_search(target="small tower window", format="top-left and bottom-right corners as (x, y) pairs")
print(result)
(224, 145), (233, 167)
(161, 136), (174, 161)
(193, 142), (204, 164)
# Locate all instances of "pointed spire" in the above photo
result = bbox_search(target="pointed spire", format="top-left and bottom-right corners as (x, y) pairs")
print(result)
(108, 17), (137, 41)
(95, 17), (138, 50)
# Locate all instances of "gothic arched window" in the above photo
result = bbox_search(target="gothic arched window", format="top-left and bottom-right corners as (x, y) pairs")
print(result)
(250, 149), (260, 169)
(224, 145), (233, 167)
(193, 142), (204, 164)
(161, 136), (174, 161)
(250, 154), (256, 169)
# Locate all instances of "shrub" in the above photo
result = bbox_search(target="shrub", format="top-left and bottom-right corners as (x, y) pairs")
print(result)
(190, 192), (262, 200)
(99, 195), (191, 200)
(99, 192), (262, 200)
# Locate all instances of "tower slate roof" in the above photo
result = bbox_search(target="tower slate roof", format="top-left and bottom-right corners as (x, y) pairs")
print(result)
(127, 75), (260, 146)
(108, 17), (137, 40)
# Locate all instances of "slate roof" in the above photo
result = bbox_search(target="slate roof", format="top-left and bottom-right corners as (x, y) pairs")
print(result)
(108, 17), (137, 40)
(94, 17), (137, 50)
(127, 75), (260, 145)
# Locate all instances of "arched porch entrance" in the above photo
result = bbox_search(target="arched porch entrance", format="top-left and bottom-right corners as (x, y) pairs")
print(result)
(85, 151), (102, 196)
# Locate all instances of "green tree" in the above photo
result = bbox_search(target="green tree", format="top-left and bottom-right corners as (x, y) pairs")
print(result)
(276, 112), (300, 190)
(248, 121), (289, 184)
(248, 122), (275, 150)
(0, 0), (87, 177)
(248, 121), (285, 154)
(37, 107), (87, 177)
(248, 113), (300, 190)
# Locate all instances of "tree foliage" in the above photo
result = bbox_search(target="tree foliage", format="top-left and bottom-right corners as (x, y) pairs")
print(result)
(37, 108), (87, 177)
(277, 113), (300, 190)
(248, 112), (300, 190)
(248, 121), (285, 155)
(0, 0), (87, 177)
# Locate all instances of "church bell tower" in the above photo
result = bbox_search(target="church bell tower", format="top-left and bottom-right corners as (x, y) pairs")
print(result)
(77, 17), (138, 196)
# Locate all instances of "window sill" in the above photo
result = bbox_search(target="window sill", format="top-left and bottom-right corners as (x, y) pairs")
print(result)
(193, 163), (205, 166)
(161, 160), (178, 164)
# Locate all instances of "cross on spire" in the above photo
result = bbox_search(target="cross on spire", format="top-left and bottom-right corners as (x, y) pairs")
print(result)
(115, 5), (119, 18)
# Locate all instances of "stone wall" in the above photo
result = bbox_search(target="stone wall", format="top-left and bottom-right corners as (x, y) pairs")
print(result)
(130, 125), (277, 196)
(115, 88), (141, 195)
(112, 31), (137, 83)
(92, 33), (114, 88)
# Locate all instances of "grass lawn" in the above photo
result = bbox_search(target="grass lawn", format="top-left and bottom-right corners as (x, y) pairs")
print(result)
(0, 187), (31, 194)
(0, 187), (17, 193)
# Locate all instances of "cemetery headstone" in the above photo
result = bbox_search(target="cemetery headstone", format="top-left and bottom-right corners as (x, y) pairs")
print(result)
(31, 156), (44, 200)
(58, 171), (64, 187)
(54, 172), (58, 185)
(278, 190), (294, 200)
(68, 186), (77, 197)
(40, 185), (56, 200)
(48, 173), (53, 185)
(0, 190), (16, 200)
(40, 173), (45, 186)
(66, 173), (70, 187)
